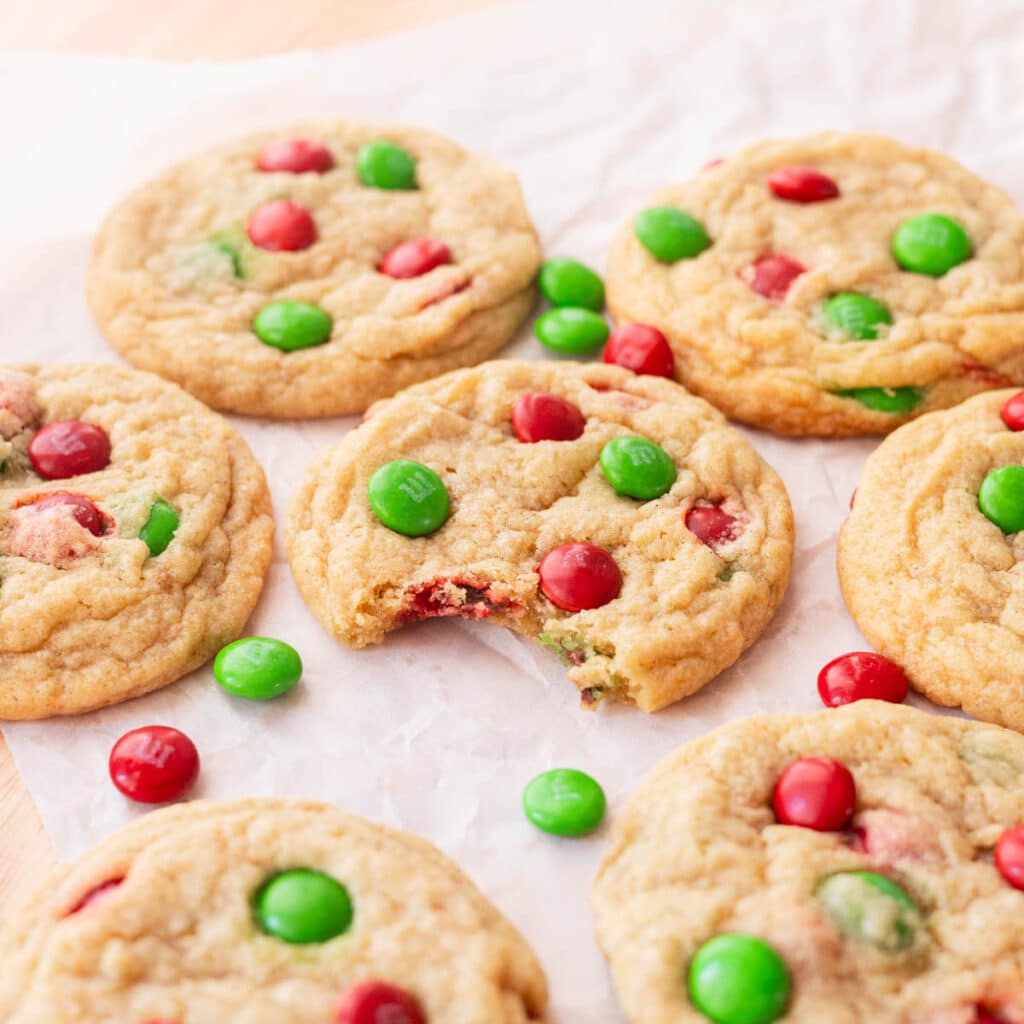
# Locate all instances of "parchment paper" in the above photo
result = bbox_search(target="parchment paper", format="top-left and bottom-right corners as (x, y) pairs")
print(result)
(3, 1), (1024, 1017)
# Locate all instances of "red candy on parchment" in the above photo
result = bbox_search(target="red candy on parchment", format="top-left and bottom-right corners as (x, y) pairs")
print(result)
(109, 726), (200, 804)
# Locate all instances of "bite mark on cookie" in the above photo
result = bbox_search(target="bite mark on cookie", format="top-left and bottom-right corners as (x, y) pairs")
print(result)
(400, 577), (521, 622)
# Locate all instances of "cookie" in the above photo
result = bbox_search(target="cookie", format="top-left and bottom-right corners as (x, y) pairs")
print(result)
(285, 360), (793, 712)
(605, 131), (1024, 436)
(87, 121), (541, 418)
(0, 363), (273, 719)
(0, 798), (548, 1022)
(592, 701), (1024, 1023)
(838, 387), (1024, 731)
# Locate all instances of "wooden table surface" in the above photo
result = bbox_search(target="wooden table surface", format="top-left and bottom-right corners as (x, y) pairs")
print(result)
(0, 0), (497, 915)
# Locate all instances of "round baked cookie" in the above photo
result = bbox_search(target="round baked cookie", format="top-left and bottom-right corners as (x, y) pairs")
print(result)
(87, 120), (541, 418)
(838, 388), (1024, 731)
(286, 360), (794, 712)
(0, 798), (548, 1023)
(606, 131), (1024, 436)
(0, 363), (273, 718)
(592, 701), (1024, 1023)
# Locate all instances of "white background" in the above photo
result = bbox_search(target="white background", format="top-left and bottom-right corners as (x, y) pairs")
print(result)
(3, 1), (1024, 1018)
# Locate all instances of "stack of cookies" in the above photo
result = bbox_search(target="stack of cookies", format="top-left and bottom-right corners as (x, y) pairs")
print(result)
(4, 122), (1024, 1024)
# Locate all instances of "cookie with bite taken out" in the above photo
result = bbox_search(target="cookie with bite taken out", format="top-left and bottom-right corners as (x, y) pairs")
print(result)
(286, 360), (793, 712)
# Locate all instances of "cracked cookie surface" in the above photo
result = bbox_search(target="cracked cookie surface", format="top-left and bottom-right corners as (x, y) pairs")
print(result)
(87, 120), (541, 418)
(839, 388), (1024, 731)
(285, 360), (793, 712)
(592, 701), (1024, 1024)
(0, 798), (547, 1023)
(606, 132), (1024, 436)
(0, 363), (273, 719)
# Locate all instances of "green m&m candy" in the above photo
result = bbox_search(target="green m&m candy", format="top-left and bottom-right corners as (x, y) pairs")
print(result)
(255, 869), (353, 944)
(538, 259), (605, 311)
(892, 213), (972, 276)
(534, 308), (609, 355)
(368, 459), (449, 537)
(522, 768), (606, 837)
(214, 637), (303, 701)
(688, 933), (791, 1024)
(634, 206), (710, 263)
(837, 386), (925, 414)
(816, 871), (919, 952)
(979, 465), (1024, 534)
(823, 292), (892, 340)
(139, 498), (179, 557)
(599, 436), (677, 500)
(253, 301), (333, 352)
(356, 140), (417, 190)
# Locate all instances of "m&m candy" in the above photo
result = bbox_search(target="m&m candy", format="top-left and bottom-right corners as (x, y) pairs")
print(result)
(995, 825), (1024, 890)
(892, 213), (972, 276)
(357, 140), (417, 190)
(823, 292), (892, 340)
(336, 981), (425, 1024)
(214, 637), (303, 701)
(368, 460), (450, 537)
(139, 498), (179, 556)
(534, 308), (609, 355)
(979, 465), (1024, 534)
(603, 323), (675, 378)
(108, 725), (199, 804)
(741, 254), (806, 301)
(1001, 391), (1024, 431)
(246, 199), (317, 252)
(257, 138), (334, 174)
(772, 756), (856, 831)
(29, 420), (111, 479)
(816, 871), (919, 951)
(685, 504), (740, 552)
(817, 651), (909, 707)
(838, 387), (925, 414)
(538, 258), (605, 311)
(253, 301), (333, 352)
(634, 206), (710, 263)
(688, 933), (791, 1024)
(768, 165), (839, 203)
(522, 768), (606, 837)
(599, 436), (677, 500)
(32, 492), (107, 536)
(512, 392), (585, 443)
(538, 543), (622, 612)
(255, 869), (353, 944)
(379, 238), (451, 279)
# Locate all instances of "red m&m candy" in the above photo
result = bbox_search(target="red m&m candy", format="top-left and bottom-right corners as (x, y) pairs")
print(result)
(336, 981), (425, 1024)
(109, 726), (199, 804)
(29, 420), (110, 480)
(740, 254), (806, 301)
(773, 757), (856, 831)
(603, 324), (675, 378)
(995, 825), (1024, 890)
(379, 238), (452, 279)
(247, 200), (317, 252)
(538, 544), (622, 612)
(32, 492), (107, 536)
(817, 652), (908, 708)
(1000, 391), (1024, 431)
(768, 166), (840, 203)
(685, 503), (740, 552)
(512, 392), (585, 443)
(257, 138), (334, 174)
